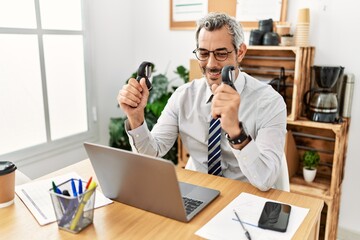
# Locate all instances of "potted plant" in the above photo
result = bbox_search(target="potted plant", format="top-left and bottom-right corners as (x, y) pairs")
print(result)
(109, 65), (189, 165)
(302, 150), (320, 182)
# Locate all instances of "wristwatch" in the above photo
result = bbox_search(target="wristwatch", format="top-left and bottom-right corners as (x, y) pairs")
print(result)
(225, 122), (250, 145)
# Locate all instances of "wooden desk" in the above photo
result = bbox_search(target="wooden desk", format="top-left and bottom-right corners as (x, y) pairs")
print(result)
(0, 159), (323, 240)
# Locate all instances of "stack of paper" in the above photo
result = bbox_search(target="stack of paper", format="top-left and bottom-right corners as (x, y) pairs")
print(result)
(196, 192), (309, 240)
(15, 172), (113, 226)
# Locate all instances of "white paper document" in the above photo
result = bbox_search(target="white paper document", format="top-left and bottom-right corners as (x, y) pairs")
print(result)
(196, 192), (309, 240)
(15, 172), (113, 226)
(236, 0), (282, 22)
(172, 0), (208, 22)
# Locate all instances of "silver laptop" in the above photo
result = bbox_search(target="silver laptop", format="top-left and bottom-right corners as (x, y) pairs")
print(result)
(84, 142), (220, 222)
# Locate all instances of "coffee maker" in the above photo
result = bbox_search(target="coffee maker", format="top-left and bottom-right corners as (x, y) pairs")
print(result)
(303, 65), (344, 123)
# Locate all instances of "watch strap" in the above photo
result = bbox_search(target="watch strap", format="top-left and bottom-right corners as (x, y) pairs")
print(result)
(226, 122), (249, 145)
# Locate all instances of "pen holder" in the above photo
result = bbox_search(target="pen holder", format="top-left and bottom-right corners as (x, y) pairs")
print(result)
(49, 179), (97, 234)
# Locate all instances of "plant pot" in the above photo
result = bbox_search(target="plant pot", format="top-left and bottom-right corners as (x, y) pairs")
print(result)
(303, 167), (317, 182)
(280, 36), (294, 46)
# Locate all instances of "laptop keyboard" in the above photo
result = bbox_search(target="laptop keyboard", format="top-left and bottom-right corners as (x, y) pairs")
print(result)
(182, 197), (203, 215)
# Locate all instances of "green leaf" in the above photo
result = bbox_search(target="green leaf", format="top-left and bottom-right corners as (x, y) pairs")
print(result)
(302, 150), (320, 169)
(148, 74), (169, 103)
(110, 64), (189, 165)
(146, 93), (171, 118)
(109, 117), (131, 150)
(174, 65), (189, 83)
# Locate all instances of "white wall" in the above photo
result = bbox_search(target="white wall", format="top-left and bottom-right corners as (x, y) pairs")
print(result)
(132, 1), (194, 82)
(87, 1), (136, 145)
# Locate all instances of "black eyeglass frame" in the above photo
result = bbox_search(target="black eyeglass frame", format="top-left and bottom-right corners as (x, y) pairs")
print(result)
(192, 48), (236, 62)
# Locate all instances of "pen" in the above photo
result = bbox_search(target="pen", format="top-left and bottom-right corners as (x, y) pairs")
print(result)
(233, 209), (251, 240)
(52, 181), (62, 194)
(70, 181), (97, 231)
(62, 190), (70, 196)
(71, 178), (78, 197)
(59, 198), (79, 226)
(85, 176), (92, 190)
(78, 179), (83, 195)
(59, 188), (79, 226)
(52, 181), (68, 213)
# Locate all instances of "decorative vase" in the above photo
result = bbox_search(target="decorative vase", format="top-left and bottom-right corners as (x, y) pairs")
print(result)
(303, 167), (317, 182)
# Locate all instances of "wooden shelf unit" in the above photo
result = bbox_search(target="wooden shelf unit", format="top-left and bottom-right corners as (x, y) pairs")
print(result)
(287, 119), (348, 197)
(242, 46), (315, 121)
(178, 46), (349, 240)
(287, 119), (349, 240)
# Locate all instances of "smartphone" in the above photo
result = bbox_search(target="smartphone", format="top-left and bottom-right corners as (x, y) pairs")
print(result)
(258, 201), (291, 232)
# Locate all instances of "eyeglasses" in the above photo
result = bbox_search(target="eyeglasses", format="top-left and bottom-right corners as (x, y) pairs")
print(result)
(192, 48), (235, 61)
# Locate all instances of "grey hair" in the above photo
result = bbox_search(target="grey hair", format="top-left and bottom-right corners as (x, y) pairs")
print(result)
(195, 12), (244, 51)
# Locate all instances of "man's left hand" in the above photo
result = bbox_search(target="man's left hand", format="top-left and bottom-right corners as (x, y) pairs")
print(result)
(211, 83), (241, 138)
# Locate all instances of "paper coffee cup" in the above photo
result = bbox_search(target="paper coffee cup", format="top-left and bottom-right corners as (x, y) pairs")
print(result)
(0, 161), (17, 208)
(297, 8), (310, 24)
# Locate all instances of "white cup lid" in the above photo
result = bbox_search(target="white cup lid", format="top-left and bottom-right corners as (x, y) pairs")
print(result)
(0, 199), (14, 208)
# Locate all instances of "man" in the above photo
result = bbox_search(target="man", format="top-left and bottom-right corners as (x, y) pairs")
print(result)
(117, 12), (287, 191)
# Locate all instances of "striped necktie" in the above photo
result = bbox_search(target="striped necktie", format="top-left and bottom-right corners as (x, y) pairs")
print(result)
(208, 118), (222, 176)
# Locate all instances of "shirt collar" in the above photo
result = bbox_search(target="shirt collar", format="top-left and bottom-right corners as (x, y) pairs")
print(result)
(205, 69), (246, 104)
(234, 70), (245, 94)
(205, 82), (213, 103)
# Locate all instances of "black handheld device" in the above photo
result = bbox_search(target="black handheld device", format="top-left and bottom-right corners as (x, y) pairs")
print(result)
(136, 61), (154, 90)
(258, 201), (291, 232)
(221, 65), (236, 90)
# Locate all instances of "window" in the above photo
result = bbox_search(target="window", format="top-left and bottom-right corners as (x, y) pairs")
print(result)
(0, 0), (97, 161)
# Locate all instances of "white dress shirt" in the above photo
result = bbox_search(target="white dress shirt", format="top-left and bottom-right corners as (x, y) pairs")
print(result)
(126, 71), (287, 191)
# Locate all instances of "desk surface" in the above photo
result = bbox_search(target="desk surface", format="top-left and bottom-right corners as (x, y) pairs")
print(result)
(0, 159), (323, 240)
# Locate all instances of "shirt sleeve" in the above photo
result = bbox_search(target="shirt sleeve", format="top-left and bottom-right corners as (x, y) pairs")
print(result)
(126, 91), (180, 158)
(126, 120), (158, 156)
(232, 94), (287, 191)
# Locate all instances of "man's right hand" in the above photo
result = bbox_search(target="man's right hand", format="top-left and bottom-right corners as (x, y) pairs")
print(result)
(117, 77), (150, 130)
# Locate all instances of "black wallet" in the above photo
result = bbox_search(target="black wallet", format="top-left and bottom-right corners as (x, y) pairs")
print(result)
(258, 201), (291, 232)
